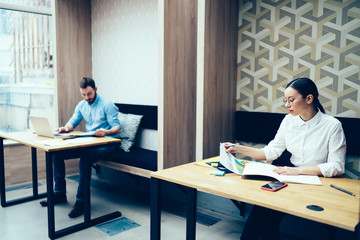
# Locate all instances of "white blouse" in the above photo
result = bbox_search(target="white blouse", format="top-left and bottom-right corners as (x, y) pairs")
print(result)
(262, 111), (346, 177)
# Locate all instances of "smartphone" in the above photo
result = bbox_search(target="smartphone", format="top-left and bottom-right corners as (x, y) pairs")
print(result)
(261, 181), (288, 192)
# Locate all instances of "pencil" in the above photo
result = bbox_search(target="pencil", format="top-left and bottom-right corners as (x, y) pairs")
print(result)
(330, 184), (355, 196)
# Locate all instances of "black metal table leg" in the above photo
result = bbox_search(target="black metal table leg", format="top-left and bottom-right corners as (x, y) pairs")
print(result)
(354, 223), (360, 240)
(186, 186), (197, 240)
(0, 137), (5, 207)
(150, 177), (161, 240)
(83, 151), (91, 223)
(1, 140), (122, 239)
(231, 199), (246, 217)
(46, 151), (56, 240)
(326, 225), (336, 240)
(47, 145), (121, 239)
(0, 141), (46, 207)
(31, 147), (39, 197)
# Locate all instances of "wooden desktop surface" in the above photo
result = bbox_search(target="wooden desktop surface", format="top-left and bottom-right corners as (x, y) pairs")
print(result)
(0, 131), (121, 152)
(151, 156), (360, 231)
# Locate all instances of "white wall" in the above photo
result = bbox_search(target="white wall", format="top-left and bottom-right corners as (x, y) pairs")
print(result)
(91, 0), (158, 106)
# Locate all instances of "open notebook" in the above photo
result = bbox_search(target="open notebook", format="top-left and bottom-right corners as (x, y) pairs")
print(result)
(219, 143), (322, 185)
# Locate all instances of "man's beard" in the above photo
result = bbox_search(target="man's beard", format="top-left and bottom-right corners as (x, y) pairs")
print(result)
(87, 93), (96, 104)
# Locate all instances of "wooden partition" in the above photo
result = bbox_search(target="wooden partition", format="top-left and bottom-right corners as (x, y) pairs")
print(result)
(199, 0), (239, 159)
(4, 144), (78, 186)
(54, 0), (92, 128)
(159, 0), (198, 169)
(52, 0), (92, 174)
(159, 0), (238, 168)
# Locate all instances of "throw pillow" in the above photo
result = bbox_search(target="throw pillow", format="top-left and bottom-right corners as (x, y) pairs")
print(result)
(118, 112), (143, 152)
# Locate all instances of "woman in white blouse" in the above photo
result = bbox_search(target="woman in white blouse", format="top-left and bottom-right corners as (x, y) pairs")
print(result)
(225, 77), (346, 240)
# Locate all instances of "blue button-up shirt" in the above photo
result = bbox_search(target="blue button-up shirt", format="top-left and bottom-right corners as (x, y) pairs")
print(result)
(68, 94), (120, 134)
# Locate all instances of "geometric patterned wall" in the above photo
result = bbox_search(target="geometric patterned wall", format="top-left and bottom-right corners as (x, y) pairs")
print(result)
(236, 0), (360, 180)
(237, 0), (360, 118)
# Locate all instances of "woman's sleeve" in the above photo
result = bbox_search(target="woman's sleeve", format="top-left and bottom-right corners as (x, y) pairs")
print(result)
(262, 116), (287, 162)
(318, 122), (346, 177)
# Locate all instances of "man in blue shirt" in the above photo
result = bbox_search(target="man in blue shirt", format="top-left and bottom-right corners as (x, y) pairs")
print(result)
(40, 77), (121, 218)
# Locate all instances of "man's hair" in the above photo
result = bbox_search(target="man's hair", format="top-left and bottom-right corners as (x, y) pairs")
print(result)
(80, 77), (96, 89)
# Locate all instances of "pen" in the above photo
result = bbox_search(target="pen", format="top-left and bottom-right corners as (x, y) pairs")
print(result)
(227, 143), (240, 147)
(330, 184), (355, 196)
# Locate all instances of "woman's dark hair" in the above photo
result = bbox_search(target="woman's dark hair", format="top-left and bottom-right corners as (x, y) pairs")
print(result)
(80, 77), (96, 89)
(286, 77), (325, 113)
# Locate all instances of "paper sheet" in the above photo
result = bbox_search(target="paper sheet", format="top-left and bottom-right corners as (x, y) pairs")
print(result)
(219, 143), (248, 175)
(243, 162), (322, 185)
(39, 137), (96, 146)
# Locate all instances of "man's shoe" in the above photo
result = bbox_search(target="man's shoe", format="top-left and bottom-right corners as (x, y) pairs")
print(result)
(68, 200), (84, 218)
(40, 193), (67, 207)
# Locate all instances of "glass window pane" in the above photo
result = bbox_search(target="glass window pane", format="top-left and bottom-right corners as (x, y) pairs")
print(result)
(0, 0), (51, 10)
(0, 8), (54, 133)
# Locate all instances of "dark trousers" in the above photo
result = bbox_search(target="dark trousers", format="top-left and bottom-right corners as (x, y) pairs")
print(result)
(53, 145), (117, 201)
(241, 206), (286, 240)
(241, 150), (294, 240)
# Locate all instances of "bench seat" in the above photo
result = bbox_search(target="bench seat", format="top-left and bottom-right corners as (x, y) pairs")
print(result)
(102, 147), (157, 171)
(96, 103), (158, 178)
(96, 147), (157, 178)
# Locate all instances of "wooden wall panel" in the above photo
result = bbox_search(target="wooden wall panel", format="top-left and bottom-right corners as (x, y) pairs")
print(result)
(162, 0), (197, 168)
(4, 144), (79, 186)
(202, 0), (238, 158)
(55, 0), (92, 128)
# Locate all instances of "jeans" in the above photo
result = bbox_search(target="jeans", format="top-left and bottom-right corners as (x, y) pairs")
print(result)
(241, 206), (286, 240)
(241, 150), (294, 240)
(52, 145), (117, 201)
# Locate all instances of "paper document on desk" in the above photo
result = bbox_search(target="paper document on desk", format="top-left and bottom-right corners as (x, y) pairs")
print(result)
(57, 131), (97, 139)
(220, 143), (322, 185)
(242, 162), (322, 185)
(69, 131), (96, 137)
(219, 143), (248, 175)
(40, 137), (96, 146)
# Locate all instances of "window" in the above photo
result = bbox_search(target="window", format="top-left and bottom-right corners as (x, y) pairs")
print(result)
(0, 0), (54, 133)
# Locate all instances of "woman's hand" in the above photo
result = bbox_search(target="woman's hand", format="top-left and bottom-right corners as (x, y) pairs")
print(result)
(273, 166), (301, 175)
(224, 142), (240, 153)
(224, 142), (267, 160)
(274, 166), (322, 176)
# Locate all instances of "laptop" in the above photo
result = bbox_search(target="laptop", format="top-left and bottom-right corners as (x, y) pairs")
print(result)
(30, 116), (96, 139)
(30, 116), (63, 138)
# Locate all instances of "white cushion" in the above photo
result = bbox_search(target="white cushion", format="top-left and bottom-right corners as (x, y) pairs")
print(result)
(118, 112), (143, 152)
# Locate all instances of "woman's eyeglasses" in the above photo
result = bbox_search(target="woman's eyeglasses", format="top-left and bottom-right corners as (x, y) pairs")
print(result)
(283, 98), (301, 105)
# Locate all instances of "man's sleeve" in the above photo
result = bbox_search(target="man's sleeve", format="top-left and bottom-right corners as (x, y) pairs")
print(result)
(105, 102), (121, 128)
(68, 103), (83, 129)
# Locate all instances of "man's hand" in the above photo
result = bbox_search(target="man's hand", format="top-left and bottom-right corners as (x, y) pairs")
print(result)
(56, 126), (70, 133)
(94, 128), (107, 137)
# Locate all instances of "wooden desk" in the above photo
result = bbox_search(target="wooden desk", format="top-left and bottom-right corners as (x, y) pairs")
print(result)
(150, 156), (360, 240)
(0, 131), (121, 239)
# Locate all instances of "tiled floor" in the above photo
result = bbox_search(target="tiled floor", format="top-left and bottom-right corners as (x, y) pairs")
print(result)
(0, 175), (244, 240)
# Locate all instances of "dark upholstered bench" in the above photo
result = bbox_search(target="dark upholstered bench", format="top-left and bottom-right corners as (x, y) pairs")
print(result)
(235, 111), (359, 155)
(96, 104), (158, 178)
(235, 111), (360, 176)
